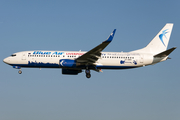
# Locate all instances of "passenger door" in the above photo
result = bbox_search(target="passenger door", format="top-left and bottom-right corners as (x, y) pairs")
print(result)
(22, 53), (26, 60)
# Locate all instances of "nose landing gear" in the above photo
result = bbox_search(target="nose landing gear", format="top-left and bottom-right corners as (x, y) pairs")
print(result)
(18, 69), (22, 74)
(13, 66), (22, 74)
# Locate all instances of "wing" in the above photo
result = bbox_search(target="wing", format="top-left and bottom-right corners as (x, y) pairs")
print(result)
(76, 29), (116, 65)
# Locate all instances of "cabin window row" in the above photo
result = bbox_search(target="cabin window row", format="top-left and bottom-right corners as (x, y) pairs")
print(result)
(28, 55), (78, 58)
(28, 55), (65, 57)
(101, 56), (134, 59)
(28, 55), (134, 59)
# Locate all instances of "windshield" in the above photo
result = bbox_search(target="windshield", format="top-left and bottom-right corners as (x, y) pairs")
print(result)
(11, 54), (16, 57)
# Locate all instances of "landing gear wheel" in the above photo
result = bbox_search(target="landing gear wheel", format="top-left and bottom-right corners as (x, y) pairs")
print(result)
(85, 68), (91, 78)
(86, 73), (91, 78)
(18, 70), (22, 74)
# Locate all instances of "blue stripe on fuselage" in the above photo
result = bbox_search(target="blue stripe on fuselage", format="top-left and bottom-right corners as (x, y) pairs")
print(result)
(9, 63), (138, 69)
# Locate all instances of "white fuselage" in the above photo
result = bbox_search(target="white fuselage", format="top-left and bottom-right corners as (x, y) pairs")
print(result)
(3, 50), (166, 70)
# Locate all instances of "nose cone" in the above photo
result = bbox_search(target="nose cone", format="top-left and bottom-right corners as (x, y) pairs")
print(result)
(3, 57), (10, 64)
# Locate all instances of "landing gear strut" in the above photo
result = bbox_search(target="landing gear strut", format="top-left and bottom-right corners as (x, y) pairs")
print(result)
(85, 69), (91, 78)
(18, 69), (22, 74)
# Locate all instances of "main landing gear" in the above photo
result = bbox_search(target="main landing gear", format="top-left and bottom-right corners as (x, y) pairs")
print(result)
(85, 69), (91, 78)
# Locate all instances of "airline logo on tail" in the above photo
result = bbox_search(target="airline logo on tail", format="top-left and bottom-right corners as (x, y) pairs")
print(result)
(159, 29), (168, 47)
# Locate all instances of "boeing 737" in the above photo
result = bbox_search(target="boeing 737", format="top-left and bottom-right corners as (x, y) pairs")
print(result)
(3, 23), (176, 78)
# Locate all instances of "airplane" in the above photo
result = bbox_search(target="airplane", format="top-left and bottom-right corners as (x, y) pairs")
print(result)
(3, 23), (176, 78)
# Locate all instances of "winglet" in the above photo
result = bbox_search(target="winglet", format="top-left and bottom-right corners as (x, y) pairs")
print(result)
(104, 29), (116, 43)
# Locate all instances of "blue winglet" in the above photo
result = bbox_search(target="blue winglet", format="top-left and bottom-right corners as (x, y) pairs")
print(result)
(104, 29), (116, 43)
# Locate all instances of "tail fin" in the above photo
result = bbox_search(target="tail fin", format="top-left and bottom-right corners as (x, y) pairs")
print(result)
(131, 23), (174, 55)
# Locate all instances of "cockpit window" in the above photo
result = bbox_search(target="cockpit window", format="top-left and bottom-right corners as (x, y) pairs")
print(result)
(11, 54), (16, 57)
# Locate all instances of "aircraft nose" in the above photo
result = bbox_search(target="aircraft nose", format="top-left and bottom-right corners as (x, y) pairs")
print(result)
(3, 57), (10, 64)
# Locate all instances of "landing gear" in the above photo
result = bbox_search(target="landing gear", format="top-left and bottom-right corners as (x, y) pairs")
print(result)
(18, 69), (22, 74)
(86, 73), (91, 78)
(85, 69), (91, 78)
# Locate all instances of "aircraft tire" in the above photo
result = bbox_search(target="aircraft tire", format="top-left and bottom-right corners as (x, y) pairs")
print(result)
(18, 70), (22, 74)
(86, 73), (91, 78)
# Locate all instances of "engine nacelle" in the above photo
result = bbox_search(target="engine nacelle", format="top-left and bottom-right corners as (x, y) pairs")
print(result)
(59, 59), (76, 68)
(62, 69), (82, 75)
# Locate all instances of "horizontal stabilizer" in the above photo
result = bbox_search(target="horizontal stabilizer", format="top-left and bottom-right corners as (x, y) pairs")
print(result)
(154, 47), (176, 57)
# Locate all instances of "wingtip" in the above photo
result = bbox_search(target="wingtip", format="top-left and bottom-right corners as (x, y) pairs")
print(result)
(104, 29), (116, 42)
(112, 29), (116, 35)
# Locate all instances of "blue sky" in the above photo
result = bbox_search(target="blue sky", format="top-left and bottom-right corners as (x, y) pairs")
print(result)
(0, 0), (180, 120)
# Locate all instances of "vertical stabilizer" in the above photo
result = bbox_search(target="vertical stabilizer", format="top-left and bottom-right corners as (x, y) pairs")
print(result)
(131, 23), (173, 55)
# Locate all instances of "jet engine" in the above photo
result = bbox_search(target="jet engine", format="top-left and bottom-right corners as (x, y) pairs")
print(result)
(62, 68), (82, 75)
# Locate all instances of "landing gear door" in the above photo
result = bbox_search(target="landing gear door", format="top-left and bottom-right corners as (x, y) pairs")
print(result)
(22, 53), (26, 60)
